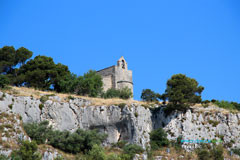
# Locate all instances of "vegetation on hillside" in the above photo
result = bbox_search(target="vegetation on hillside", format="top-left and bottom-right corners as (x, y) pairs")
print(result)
(161, 74), (204, 114)
(0, 45), (133, 99)
(11, 140), (42, 160)
(141, 74), (205, 114)
(23, 121), (106, 154)
(141, 89), (160, 102)
(150, 128), (169, 150)
(22, 121), (145, 160)
(101, 87), (133, 99)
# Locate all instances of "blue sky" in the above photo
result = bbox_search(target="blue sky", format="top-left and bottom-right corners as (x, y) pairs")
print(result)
(0, 0), (240, 101)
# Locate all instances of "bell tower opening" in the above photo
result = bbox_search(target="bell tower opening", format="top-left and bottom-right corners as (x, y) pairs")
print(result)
(122, 60), (125, 69)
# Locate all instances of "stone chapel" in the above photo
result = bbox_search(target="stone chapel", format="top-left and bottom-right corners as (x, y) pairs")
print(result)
(97, 56), (133, 93)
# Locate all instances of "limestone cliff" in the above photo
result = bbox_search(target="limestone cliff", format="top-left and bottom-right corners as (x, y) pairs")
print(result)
(1, 90), (240, 158)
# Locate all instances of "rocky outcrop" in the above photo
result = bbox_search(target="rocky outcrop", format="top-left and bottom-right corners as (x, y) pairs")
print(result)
(0, 92), (152, 149)
(152, 106), (240, 150)
(1, 91), (240, 153)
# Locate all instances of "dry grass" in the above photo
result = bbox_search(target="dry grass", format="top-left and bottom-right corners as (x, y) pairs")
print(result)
(2, 86), (239, 112)
(3, 86), (152, 106)
(191, 103), (238, 114)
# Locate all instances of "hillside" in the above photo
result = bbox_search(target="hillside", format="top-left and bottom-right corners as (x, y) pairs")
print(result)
(0, 87), (240, 159)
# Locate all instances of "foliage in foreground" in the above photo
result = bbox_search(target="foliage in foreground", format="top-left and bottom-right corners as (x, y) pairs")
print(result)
(24, 121), (107, 154)
(101, 87), (133, 99)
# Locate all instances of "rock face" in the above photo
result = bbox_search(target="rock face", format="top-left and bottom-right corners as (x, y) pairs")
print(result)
(152, 106), (240, 150)
(0, 92), (152, 149)
(1, 91), (240, 151)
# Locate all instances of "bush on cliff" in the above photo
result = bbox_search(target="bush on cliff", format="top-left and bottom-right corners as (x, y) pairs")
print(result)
(141, 89), (160, 102)
(122, 144), (144, 159)
(11, 140), (42, 160)
(213, 100), (240, 111)
(150, 128), (169, 150)
(101, 87), (132, 99)
(75, 70), (103, 97)
(197, 144), (224, 160)
(23, 121), (52, 144)
(24, 121), (107, 154)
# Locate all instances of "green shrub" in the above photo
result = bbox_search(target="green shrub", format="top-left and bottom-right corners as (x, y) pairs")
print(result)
(77, 146), (123, 160)
(8, 104), (13, 110)
(118, 103), (126, 110)
(0, 75), (9, 89)
(134, 112), (138, 117)
(40, 95), (48, 103)
(106, 153), (122, 160)
(119, 87), (133, 99)
(76, 70), (103, 97)
(170, 136), (182, 151)
(211, 99), (217, 103)
(11, 140), (42, 160)
(197, 148), (211, 160)
(197, 145), (224, 160)
(208, 120), (219, 127)
(102, 88), (121, 99)
(212, 100), (240, 111)
(232, 148), (240, 156)
(0, 154), (8, 160)
(86, 144), (106, 160)
(23, 121), (51, 144)
(112, 140), (127, 148)
(102, 87), (133, 100)
(163, 103), (189, 115)
(210, 145), (224, 160)
(214, 100), (236, 110)
(49, 129), (106, 154)
(202, 100), (210, 104)
(24, 121), (107, 154)
(54, 156), (65, 160)
(122, 144), (144, 160)
(68, 95), (75, 100)
(39, 104), (44, 110)
(150, 128), (169, 150)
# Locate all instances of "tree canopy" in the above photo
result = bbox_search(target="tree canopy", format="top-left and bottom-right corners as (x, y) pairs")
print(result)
(0, 45), (104, 97)
(0, 46), (32, 74)
(76, 70), (103, 97)
(16, 55), (70, 90)
(141, 89), (159, 102)
(161, 74), (204, 112)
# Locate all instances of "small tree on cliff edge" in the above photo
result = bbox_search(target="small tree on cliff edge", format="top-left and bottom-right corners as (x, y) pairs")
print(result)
(161, 74), (204, 114)
(141, 89), (159, 102)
